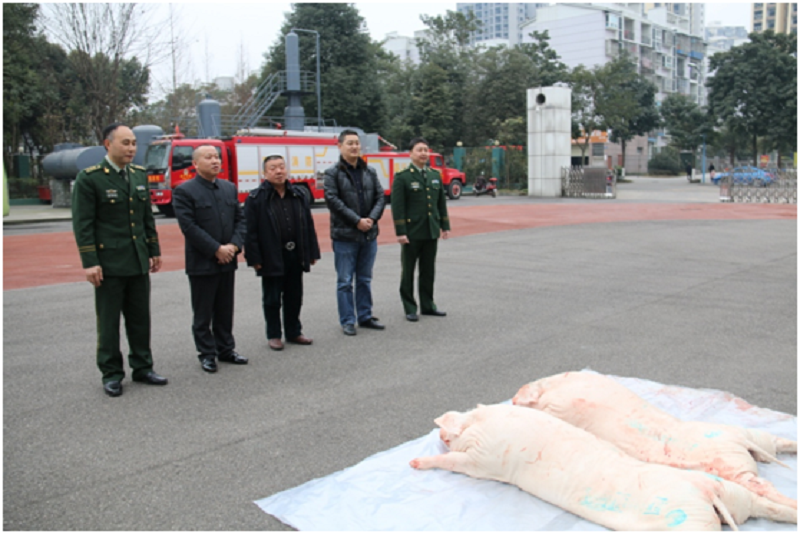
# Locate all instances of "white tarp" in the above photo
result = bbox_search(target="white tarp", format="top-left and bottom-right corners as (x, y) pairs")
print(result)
(255, 371), (797, 531)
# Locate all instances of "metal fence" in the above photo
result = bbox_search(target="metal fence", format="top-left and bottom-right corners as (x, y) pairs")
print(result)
(719, 169), (797, 204)
(561, 166), (617, 199)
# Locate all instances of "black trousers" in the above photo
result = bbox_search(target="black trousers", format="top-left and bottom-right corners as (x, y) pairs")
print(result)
(189, 271), (236, 360)
(261, 249), (304, 340)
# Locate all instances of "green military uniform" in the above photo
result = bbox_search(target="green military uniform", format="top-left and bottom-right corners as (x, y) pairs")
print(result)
(72, 157), (161, 384)
(391, 164), (450, 315)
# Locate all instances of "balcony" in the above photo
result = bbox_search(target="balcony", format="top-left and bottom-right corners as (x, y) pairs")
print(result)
(623, 29), (635, 41)
(641, 34), (652, 46)
(605, 41), (619, 58)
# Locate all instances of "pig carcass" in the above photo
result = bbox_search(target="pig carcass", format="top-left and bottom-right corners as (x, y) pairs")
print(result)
(410, 404), (796, 531)
(513, 372), (797, 509)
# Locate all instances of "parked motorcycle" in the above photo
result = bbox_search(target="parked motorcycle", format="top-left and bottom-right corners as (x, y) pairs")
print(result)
(474, 176), (498, 198)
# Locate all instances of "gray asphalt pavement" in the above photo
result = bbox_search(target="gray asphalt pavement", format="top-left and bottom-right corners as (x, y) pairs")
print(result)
(4, 178), (797, 530)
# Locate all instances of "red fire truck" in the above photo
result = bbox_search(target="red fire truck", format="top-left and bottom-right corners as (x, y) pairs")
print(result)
(144, 129), (466, 216)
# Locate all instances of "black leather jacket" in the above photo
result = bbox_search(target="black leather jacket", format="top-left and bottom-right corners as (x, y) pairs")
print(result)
(323, 157), (385, 242)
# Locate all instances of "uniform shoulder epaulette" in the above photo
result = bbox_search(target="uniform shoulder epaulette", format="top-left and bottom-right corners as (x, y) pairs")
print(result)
(130, 164), (146, 171)
(84, 165), (102, 174)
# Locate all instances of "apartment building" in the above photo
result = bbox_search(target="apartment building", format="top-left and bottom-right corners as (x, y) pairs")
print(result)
(520, 3), (708, 170)
(752, 3), (798, 33)
(456, 3), (546, 46)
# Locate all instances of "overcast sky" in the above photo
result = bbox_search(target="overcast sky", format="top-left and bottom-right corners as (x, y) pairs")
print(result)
(117, 2), (753, 99)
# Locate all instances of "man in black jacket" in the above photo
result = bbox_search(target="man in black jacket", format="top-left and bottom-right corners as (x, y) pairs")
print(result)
(323, 130), (386, 336)
(173, 145), (247, 373)
(244, 155), (320, 351)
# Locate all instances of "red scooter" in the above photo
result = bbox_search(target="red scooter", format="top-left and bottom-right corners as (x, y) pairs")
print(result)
(473, 176), (497, 198)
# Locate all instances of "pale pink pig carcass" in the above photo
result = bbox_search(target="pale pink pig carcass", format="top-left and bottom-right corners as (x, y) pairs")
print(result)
(410, 403), (796, 531)
(512, 372), (797, 509)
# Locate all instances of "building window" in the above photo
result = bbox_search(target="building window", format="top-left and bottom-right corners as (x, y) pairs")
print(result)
(754, 2), (763, 7)
(755, 22), (763, 31)
(754, 10), (763, 18)
(767, 19), (775, 28)
(768, 7), (776, 16)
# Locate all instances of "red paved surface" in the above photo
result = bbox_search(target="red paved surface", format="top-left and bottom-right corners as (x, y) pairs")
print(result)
(4, 203), (795, 290)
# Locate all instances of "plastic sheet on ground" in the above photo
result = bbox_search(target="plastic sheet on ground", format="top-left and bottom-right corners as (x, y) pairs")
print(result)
(255, 371), (797, 531)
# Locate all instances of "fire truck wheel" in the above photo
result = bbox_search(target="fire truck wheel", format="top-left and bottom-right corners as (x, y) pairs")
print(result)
(447, 180), (462, 200)
(157, 204), (175, 217)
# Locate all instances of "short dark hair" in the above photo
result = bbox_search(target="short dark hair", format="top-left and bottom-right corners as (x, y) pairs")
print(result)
(102, 123), (127, 143)
(263, 154), (284, 170)
(338, 129), (360, 144)
(408, 137), (429, 151)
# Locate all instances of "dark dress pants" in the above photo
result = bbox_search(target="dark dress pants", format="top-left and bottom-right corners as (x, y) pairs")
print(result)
(94, 274), (154, 383)
(189, 271), (236, 360)
(262, 248), (304, 340)
(399, 238), (438, 315)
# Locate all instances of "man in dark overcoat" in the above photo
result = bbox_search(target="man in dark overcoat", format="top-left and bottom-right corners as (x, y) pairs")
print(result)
(391, 137), (450, 322)
(173, 145), (247, 373)
(244, 155), (320, 351)
(72, 123), (167, 397)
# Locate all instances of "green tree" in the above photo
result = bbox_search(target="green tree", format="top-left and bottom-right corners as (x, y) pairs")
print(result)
(707, 30), (797, 165)
(659, 93), (712, 153)
(3, 3), (46, 168)
(569, 65), (605, 165)
(262, 3), (385, 132)
(45, 3), (161, 141)
(595, 54), (660, 168)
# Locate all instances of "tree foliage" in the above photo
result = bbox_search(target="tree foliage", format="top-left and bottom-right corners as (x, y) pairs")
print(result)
(707, 30), (797, 161)
(43, 3), (160, 141)
(659, 93), (712, 153)
(261, 3), (385, 132)
(595, 54), (660, 167)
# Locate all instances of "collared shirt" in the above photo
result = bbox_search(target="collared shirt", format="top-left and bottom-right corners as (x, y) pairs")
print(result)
(104, 155), (128, 182)
(270, 189), (296, 244)
(411, 162), (427, 178)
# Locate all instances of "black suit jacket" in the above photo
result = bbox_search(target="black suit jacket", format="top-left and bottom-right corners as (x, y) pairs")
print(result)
(173, 176), (245, 276)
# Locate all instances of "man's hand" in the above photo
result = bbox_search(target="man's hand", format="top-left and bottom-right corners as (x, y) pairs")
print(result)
(149, 256), (162, 273)
(253, 264), (262, 271)
(397, 235), (410, 245)
(85, 266), (103, 287)
(357, 218), (373, 232)
(311, 259), (318, 266)
(441, 230), (450, 240)
(215, 244), (236, 264)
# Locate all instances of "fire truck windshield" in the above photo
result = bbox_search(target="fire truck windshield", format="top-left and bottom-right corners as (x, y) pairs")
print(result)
(145, 143), (170, 172)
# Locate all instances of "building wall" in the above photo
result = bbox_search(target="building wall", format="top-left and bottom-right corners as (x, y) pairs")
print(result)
(520, 7), (608, 69)
(752, 3), (798, 34)
(457, 2), (546, 46)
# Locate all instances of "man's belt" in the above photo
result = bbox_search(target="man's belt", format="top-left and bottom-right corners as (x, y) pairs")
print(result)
(284, 241), (296, 251)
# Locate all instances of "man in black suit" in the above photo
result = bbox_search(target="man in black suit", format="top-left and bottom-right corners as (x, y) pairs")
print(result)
(173, 145), (247, 373)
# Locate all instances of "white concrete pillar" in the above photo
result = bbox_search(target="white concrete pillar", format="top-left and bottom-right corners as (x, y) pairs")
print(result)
(527, 87), (572, 197)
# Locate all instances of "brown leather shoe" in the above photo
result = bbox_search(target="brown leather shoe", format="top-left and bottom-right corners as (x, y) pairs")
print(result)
(268, 338), (284, 351)
(287, 335), (313, 345)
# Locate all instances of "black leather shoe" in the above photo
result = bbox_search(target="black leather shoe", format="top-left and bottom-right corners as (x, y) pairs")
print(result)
(200, 358), (218, 373)
(218, 352), (248, 364)
(103, 380), (122, 397)
(421, 309), (447, 317)
(133, 371), (168, 385)
(358, 317), (385, 330)
(343, 324), (357, 336)
(406, 313), (419, 322)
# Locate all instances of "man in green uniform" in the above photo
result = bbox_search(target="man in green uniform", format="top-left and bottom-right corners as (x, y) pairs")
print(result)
(72, 123), (168, 397)
(391, 137), (450, 322)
